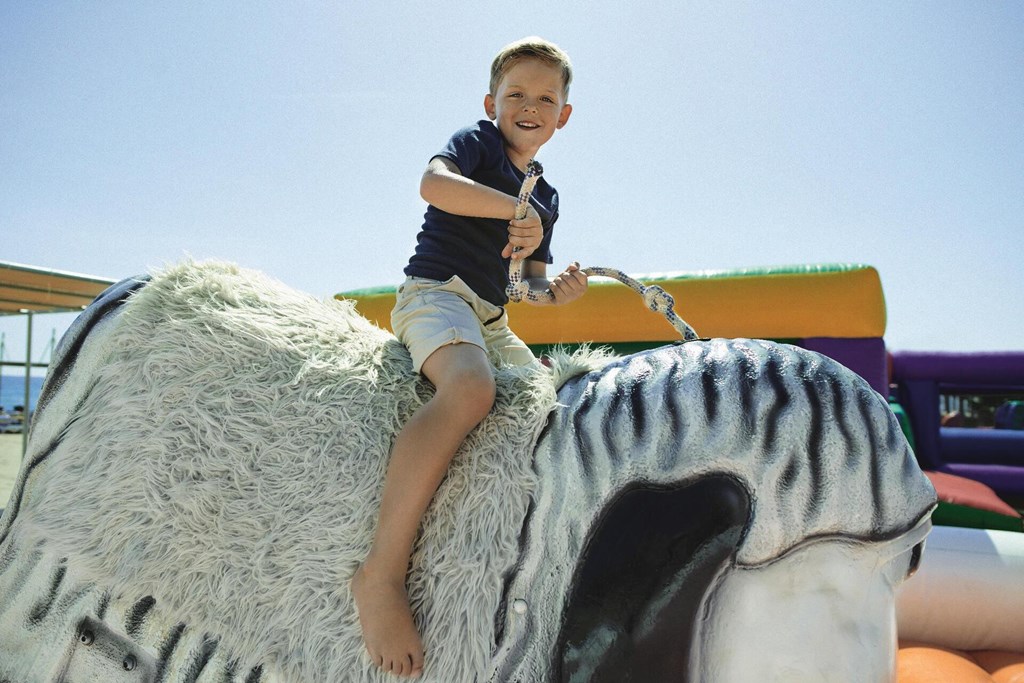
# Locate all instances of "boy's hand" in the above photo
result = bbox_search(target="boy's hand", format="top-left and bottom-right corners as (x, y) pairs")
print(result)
(548, 262), (588, 305)
(503, 204), (543, 260)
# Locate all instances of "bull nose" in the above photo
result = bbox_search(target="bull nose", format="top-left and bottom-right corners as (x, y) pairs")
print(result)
(554, 475), (750, 682)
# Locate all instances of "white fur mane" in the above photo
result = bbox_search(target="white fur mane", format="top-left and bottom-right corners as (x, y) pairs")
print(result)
(12, 261), (608, 681)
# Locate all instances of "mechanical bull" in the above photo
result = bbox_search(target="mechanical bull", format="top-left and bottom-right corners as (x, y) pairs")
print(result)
(0, 262), (935, 682)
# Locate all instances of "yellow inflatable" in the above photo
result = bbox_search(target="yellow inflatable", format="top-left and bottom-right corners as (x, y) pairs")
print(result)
(337, 263), (886, 347)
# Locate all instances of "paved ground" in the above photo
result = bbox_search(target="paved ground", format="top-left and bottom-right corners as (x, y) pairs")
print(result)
(0, 434), (25, 509)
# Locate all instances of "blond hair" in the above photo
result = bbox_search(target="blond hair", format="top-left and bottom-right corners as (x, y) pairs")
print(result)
(489, 36), (573, 98)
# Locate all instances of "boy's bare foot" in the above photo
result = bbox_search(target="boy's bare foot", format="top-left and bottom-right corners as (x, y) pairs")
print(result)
(351, 564), (425, 678)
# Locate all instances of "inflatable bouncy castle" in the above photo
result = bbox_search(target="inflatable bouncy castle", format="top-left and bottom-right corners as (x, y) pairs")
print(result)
(347, 263), (892, 394)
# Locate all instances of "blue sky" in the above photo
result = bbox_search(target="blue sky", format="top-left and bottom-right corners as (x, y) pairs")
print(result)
(2, 1), (1022, 370)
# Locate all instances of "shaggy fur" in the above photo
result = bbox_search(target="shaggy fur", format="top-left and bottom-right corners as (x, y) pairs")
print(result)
(10, 261), (608, 681)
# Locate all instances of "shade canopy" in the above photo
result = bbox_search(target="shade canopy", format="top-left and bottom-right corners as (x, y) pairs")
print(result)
(0, 261), (116, 315)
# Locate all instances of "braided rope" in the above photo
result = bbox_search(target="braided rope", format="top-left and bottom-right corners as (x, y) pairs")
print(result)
(505, 159), (544, 302)
(506, 160), (700, 342)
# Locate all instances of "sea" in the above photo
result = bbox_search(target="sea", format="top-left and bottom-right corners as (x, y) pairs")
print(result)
(0, 375), (45, 412)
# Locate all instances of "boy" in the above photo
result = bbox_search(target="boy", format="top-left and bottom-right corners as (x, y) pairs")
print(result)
(351, 37), (587, 678)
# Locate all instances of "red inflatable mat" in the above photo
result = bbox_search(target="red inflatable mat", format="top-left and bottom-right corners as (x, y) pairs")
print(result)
(926, 471), (1021, 519)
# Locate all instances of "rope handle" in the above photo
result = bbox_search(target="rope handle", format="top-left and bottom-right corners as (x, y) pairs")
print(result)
(506, 159), (700, 342)
(506, 160), (543, 299)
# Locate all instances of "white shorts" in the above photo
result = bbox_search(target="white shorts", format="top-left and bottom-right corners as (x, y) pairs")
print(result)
(391, 275), (537, 373)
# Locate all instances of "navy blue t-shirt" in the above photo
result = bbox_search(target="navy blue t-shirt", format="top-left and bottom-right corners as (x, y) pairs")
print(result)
(404, 120), (557, 306)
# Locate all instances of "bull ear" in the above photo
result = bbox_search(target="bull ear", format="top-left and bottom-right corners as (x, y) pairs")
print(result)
(555, 477), (749, 682)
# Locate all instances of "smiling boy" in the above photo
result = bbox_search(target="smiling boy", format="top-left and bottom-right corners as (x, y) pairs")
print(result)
(351, 37), (586, 678)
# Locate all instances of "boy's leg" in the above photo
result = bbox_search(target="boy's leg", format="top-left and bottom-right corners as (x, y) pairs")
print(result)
(352, 342), (496, 678)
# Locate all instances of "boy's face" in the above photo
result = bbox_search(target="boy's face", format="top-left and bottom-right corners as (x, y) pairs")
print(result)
(484, 57), (572, 170)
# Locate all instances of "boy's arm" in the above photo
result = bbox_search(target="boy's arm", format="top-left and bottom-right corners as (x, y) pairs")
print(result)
(421, 157), (543, 259)
(523, 260), (588, 306)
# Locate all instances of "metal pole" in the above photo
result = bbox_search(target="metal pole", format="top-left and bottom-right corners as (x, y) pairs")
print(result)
(22, 311), (32, 459)
(0, 332), (5, 407)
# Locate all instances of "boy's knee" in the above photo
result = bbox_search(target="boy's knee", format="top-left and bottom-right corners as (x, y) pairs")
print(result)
(461, 370), (497, 410)
(441, 369), (495, 420)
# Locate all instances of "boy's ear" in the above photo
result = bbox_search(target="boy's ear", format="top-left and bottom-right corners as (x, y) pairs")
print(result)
(556, 103), (573, 129)
(483, 93), (497, 120)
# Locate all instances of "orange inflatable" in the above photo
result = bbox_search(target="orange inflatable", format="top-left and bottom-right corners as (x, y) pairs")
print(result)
(337, 263), (887, 345)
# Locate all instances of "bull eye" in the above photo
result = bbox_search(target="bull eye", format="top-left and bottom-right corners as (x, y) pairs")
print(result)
(123, 654), (137, 671)
(906, 542), (924, 578)
(79, 628), (95, 645)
